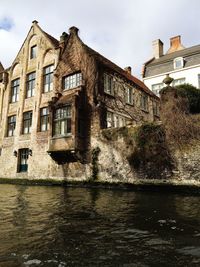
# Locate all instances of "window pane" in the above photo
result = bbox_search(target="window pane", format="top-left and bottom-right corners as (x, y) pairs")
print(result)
(30, 46), (37, 59)
(23, 111), (32, 134)
(11, 78), (20, 103)
(26, 72), (36, 98)
(43, 65), (53, 92)
(40, 107), (49, 131)
(53, 106), (72, 136)
(63, 72), (82, 90)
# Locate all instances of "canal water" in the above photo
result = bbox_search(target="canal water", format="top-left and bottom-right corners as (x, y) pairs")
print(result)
(0, 184), (200, 266)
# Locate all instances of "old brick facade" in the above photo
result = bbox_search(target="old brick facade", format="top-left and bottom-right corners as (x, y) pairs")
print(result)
(0, 21), (159, 180)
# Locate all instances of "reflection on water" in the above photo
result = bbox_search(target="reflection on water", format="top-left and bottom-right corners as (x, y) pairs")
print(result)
(0, 184), (200, 266)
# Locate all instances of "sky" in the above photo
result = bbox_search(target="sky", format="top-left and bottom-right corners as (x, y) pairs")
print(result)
(0, 0), (200, 78)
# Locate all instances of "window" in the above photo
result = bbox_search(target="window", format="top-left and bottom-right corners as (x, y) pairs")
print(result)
(153, 101), (160, 116)
(104, 73), (114, 95)
(23, 111), (32, 134)
(125, 86), (134, 104)
(152, 83), (164, 96)
(30, 45), (37, 59)
(40, 107), (49, 131)
(7, 115), (16, 137)
(11, 78), (20, 103)
(174, 57), (184, 69)
(18, 148), (29, 172)
(140, 94), (148, 111)
(172, 78), (186, 86)
(53, 105), (71, 137)
(106, 111), (113, 128)
(106, 111), (126, 128)
(26, 72), (36, 98)
(63, 72), (82, 90)
(43, 65), (54, 92)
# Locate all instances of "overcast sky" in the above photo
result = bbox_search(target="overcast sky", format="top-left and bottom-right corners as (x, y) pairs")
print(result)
(0, 0), (200, 78)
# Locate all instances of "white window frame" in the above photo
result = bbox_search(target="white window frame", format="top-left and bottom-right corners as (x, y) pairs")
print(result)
(172, 78), (186, 86)
(173, 57), (184, 69)
(151, 83), (164, 96)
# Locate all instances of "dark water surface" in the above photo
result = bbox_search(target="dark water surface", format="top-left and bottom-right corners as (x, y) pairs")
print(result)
(0, 184), (200, 266)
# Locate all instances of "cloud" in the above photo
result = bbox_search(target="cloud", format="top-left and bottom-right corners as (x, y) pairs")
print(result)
(0, 0), (200, 77)
(0, 17), (14, 31)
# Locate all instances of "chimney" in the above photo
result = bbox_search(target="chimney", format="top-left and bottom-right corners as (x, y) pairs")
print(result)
(167, 35), (185, 54)
(59, 32), (68, 43)
(152, 39), (163, 59)
(124, 66), (132, 75)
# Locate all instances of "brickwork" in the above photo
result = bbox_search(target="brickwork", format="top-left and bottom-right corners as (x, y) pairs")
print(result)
(0, 22), (159, 181)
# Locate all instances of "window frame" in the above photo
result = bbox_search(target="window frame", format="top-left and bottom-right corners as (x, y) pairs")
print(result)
(151, 83), (164, 97)
(172, 78), (186, 86)
(153, 101), (160, 117)
(40, 107), (49, 132)
(173, 57), (184, 69)
(53, 105), (72, 137)
(104, 73), (114, 95)
(23, 111), (32, 134)
(30, 45), (37, 59)
(7, 115), (16, 137)
(125, 86), (134, 105)
(63, 72), (82, 90)
(10, 78), (20, 103)
(140, 94), (149, 112)
(26, 72), (36, 98)
(43, 65), (54, 93)
(18, 148), (29, 172)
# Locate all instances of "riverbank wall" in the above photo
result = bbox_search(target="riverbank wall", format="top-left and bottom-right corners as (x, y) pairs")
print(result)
(1, 123), (200, 191)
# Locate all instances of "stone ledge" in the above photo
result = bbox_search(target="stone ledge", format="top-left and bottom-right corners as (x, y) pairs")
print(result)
(0, 177), (199, 195)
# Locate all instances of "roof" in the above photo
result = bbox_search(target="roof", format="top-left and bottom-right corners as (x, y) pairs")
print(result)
(41, 30), (59, 47)
(150, 44), (200, 66)
(83, 44), (158, 99)
(143, 44), (200, 78)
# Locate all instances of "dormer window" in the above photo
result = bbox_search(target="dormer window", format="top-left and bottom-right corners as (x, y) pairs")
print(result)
(30, 45), (37, 59)
(174, 57), (184, 69)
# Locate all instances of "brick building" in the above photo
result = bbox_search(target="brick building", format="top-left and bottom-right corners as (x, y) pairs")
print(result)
(0, 21), (159, 180)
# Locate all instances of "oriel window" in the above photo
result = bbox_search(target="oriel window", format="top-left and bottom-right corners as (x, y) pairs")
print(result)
(53, 105), (71, 137)
(26, 72), (36, 98)
(40, 107), (49, 131)
(11, 78), (20, 103)
(43, 65), (53, 92)
(7, 115), (16, 137)
(23, 111), (32, 134)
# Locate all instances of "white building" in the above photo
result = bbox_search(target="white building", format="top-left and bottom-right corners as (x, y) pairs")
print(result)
(142, 35), (200, 96)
